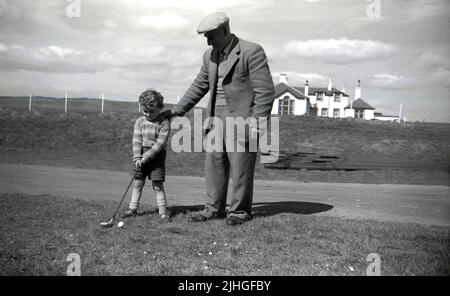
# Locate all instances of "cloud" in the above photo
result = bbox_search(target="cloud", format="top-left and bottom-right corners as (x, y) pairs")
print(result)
(416, 49), (450, 87)
(100, 20), (118, 38)
(97, 46), (167, 67)
(272, 71), (328, 86)
(0, 43), (91, 72)
(418, 50), (450, 70)
(401, 0), (450, 21)
(427, 68), (450, 87)
(118, 67), (197, 87)
(96, 46), (200, 69)
(277, 38), (396, 64)
(124, 0), (257, 14)
(0, 42), (200, 73)
(368, 73), (417, 90)
(350, 16), (386, 24)
(136, 12), (191, 30)
(104, 19), (119, 30)
(0, 0), (23, 21)
(44, 46), (82, 58)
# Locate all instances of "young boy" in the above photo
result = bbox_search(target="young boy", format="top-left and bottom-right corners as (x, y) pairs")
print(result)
(122, 89), (171, 221)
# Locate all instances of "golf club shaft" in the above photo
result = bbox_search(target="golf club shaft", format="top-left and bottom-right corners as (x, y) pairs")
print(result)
(110, 165), (140, 220)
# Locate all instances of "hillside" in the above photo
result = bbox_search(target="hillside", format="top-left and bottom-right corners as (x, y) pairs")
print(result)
(0, 106), (449, 185)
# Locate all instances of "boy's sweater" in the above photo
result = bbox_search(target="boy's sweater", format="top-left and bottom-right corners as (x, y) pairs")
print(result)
(132, 115), (170, 162)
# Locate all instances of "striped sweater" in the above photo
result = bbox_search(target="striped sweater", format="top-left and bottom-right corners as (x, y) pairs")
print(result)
(132, 115), (170, 162)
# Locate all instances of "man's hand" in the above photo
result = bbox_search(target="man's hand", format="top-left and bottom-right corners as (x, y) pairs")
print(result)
(135, 160), (142, 168)
(161, 109), (176, 119)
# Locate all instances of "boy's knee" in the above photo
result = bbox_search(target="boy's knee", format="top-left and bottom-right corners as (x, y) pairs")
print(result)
(134, 179), (145, 189)
(152, 181), (164, 191)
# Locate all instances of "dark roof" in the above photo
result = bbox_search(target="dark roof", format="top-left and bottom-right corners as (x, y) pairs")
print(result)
(293, 87), (349, 97)
(345, 98), (375, 110)
(275, 83), (308, 100)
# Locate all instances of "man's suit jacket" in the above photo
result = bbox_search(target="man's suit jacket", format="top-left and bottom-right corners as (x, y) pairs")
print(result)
(173, 35), (275, 122)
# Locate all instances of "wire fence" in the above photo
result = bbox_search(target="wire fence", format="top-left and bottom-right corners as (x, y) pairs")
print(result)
(0, 95), (141, 114)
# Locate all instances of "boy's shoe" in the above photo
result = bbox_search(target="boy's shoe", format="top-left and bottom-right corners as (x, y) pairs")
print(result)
(160, 214), (172, 222)
(122, 209), (137, 218)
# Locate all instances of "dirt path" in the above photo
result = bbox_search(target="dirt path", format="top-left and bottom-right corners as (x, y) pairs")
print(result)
(1, 163), (449, 226)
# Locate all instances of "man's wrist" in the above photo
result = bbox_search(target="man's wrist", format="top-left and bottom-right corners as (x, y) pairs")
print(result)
(172, 105), (185, 117)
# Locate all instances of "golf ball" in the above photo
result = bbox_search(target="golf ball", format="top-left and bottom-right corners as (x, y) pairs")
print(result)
(117, 221), (124, 228)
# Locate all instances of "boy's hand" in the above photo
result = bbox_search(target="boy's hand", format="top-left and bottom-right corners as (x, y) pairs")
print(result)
(140, 157), (149, 165)
(135, 160), (142, 168)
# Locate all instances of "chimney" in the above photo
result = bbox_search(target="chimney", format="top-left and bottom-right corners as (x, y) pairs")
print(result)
(279, 73), (288, 84)
(304, 80), (309, 96)
(341, 85), (346, 94)
(355, 80), (361, 100)
(328, 77), (332, 91)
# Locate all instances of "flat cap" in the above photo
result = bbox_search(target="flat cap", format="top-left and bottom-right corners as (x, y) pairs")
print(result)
(196, 12), (229, 34)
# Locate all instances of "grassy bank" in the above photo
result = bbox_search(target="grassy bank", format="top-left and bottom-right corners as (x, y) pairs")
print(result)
(0, 194), (448, 275)
(0, 108), (449, 185)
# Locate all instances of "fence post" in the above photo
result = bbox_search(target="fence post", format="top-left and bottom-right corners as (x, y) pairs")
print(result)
(398, 104), (402, 123)
(102, 94), (104, 113)
(29, 92), (32, 112)
(65, 94), (68, 113)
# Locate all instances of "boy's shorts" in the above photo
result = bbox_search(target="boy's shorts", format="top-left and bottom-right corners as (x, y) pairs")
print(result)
(132, 150), (166, 182)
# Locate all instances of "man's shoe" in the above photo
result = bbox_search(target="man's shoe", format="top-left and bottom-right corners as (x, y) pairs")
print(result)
(121, 209), (137, 218)
(226, 216), (248, 226)
(188, 212), (225, 222)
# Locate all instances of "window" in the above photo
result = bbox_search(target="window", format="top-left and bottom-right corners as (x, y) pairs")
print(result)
(316, 93), (323, 101)
(278, 96), (295, 115)
(334, 94), (341, 102)
(355, 109), (364, 119)
(321, 108), (328, 117)
(333, 108), (340, 118)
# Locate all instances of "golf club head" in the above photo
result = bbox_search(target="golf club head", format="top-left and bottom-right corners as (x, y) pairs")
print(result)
(99, 218), (114, 228)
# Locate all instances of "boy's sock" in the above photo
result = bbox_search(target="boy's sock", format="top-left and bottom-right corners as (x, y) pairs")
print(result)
(129, 199), (139, 211)
(158, 206), (167, 216)
(129, 202), (139, 211)
(156, 192), (167, 216)
(130, 180), (144, 210)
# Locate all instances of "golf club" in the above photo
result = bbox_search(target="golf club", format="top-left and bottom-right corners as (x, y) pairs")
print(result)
(100, 165), (140, 228)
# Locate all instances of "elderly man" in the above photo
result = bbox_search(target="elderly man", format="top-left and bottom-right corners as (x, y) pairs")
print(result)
(167, 12), (275, 225)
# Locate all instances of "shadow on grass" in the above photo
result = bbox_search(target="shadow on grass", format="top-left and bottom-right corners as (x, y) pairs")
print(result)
(169, 205), (204, 217)
(167, 201), (333, 218)
(135, 209), (158, 216)
(252, 201), (333, 217)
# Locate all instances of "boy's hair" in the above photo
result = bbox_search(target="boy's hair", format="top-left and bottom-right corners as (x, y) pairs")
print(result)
(139, 89), (164, 108)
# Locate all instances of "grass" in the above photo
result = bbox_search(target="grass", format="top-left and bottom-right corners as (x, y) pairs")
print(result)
(0, 193), (448, 276)
(0, 108), (449, 185)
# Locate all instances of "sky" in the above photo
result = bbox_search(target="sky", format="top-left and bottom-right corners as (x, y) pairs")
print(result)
(0, 0), (449, 122)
